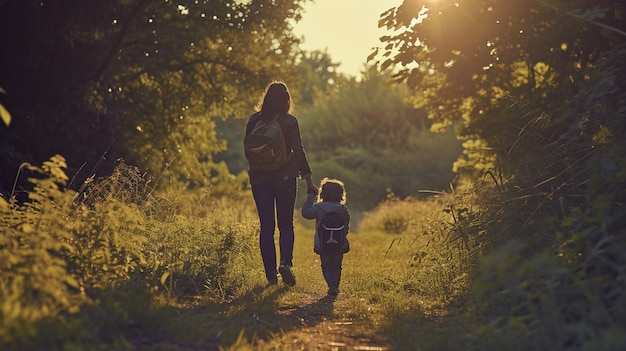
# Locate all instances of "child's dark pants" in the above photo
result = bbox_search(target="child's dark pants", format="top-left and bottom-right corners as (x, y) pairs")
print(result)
(320, 253), (343, 289)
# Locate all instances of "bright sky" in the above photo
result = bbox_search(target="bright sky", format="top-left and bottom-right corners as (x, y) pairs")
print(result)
(292, 0), (402, 78)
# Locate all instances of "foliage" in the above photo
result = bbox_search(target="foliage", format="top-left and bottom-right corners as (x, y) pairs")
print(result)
(459, 44), (626, 351)
(376, 1), (626, 349)
(143, 196), (259, 302)
(359, 192), (417, 234)
(0, 86), (9, 126)
(292, 49), (350, 107)
(358, 192), (471, 305)
(0, 154), (470, 351)
(0, 156), (261, 349)
(376, 0), (625, 181)
(0, 0), (309, 194)
(298, 70), (462, 210)
(69, 161), (150, 293)
(0, 156), (82, 340)
(213, 48), (349, 179)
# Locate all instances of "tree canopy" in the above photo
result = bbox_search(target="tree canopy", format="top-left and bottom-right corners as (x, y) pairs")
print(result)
(374, 0), (625, 179)
(298, 71), (461, 210)
(0, 0), (308, 194)
(374, 2), (626, 347)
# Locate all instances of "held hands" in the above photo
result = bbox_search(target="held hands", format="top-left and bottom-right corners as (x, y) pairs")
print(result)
(305, 177), (318, 195)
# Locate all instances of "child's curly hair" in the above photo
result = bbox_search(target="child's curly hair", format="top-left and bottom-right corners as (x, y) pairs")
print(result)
(319, 177), (346, 204)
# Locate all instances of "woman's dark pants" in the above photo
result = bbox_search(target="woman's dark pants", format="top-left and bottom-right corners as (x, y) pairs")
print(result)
(251, 176), (297, 281)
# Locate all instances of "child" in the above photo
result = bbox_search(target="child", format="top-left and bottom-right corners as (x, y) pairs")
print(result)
(301, 178), (350, 296)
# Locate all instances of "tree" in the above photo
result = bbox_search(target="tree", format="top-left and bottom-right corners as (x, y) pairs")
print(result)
(293, 49), (347, 106)
(0, 0), (308, 194)
(374, 0), (625, 179)
(213, 49), (347, 178)
(299, 70), (461, 210)
(375, 2), (626, 347)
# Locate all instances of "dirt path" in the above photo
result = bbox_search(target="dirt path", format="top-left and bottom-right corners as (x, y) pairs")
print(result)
(238, 222), (400, 350)
(248, 221), (393, 350)
(256, 291), (390, 351)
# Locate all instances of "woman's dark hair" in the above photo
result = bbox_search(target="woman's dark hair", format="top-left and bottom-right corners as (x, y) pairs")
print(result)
(257, 81), (292, 116)
(319, 177), (347, 204)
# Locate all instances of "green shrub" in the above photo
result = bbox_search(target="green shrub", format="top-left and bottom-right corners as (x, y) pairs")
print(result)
(459, 44), (626, 350)
(0, 156), (262, 349)
(0, 156), (83, 342)
(142, 205), (259, 302)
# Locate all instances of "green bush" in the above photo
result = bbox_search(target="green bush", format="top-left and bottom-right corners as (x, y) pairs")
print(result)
(445, 45), (626, 350)
(0, 156), (84, 342)
(0, 156), (261, 349)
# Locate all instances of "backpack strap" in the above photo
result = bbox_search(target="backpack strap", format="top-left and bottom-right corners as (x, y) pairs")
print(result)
(247, 113), (279, 134)
(318, 206), (347, 226)
(255, 114), (286, 141)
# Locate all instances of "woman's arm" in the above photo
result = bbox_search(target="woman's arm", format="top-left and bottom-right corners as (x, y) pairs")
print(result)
(301, 190), (318, 219)
(283, 115), (314, 187)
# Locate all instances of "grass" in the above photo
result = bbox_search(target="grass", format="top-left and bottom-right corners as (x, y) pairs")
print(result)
(13, 154), (626, 351)
(208, 194), (469, 350)
(0, 158), (468, 350)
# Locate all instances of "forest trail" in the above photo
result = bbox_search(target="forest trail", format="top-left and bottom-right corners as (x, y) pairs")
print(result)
(262, 292), (390, 350)
(240, 224), (397, 351)
(159, 220), (435, 350)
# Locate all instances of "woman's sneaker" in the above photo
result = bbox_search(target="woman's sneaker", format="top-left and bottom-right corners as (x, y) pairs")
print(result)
(328, 286), (339, 296)
(267, 276), (278, 286)
(278, 265), (296, 287)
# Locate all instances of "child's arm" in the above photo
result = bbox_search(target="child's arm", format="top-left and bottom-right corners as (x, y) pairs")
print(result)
(301, 189), (318, 219)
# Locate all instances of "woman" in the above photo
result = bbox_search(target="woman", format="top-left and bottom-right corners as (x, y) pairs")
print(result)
(245, 81), (317, 287)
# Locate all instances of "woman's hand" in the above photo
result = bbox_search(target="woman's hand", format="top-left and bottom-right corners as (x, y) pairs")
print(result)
(305, 177), (318, 195)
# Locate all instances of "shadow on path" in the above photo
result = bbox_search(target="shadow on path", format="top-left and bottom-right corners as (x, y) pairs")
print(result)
(277, 294), (337, 326)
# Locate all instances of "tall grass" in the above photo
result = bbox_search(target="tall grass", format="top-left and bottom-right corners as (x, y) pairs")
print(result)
(0, 156), (262, 349)
(358, 191), (473, 307)
(392, 44), (626, 350)
(3, 61), (625, 351)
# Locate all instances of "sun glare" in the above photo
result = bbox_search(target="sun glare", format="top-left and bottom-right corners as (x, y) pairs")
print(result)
(294, 0), (405, 78)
